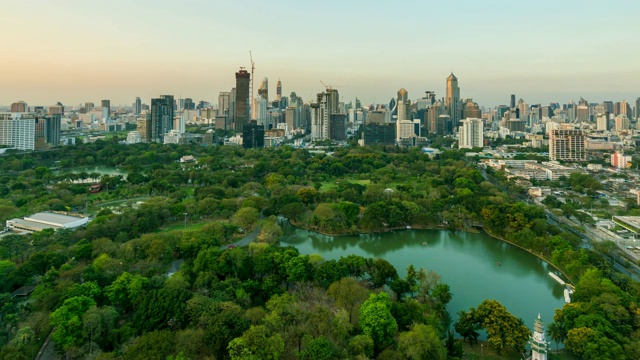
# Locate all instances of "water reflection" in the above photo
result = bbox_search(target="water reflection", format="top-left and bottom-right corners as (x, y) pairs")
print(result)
(281, 224), (566, 330)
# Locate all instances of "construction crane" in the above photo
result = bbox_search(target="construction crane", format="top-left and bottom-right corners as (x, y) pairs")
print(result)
(249, 51), (256, 119)
(320, 81), (347, 92)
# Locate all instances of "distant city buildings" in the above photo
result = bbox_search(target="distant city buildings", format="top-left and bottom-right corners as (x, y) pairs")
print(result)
(458, 118), (484, 149)
(549, 129), (586, 162)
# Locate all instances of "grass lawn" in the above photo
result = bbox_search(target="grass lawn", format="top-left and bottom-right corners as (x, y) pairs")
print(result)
(462, 341), (577, 360)
(161, 219), (211, 232)
(320, 179), (371, 191)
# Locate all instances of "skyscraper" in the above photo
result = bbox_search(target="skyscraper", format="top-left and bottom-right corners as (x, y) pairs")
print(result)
(242, 121), (264, 148)
(101, 100), (111, 118)
(635, 97), (640, 120)
(184, 98), (195, 110)
(396, 88), (409, 121)
(446, 73), (461, 123)
(458, 118), (483, 149)
(150, 95), (174, 143)
(258, 77), (268, 102)
(234, 68), (250, 132)
(276, 80), (282, 101)
(0, 113), (36, 150)
(134, 97), (141, 115)
(218, 92), (231, 117)
(10, 101), (27, 112)
(510, 94), (516, 109)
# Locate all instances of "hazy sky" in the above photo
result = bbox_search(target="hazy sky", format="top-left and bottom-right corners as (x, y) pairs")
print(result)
(2, 0), (639, 108)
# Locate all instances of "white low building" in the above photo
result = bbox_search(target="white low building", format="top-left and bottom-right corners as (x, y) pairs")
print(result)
(6, 212), (89, 233)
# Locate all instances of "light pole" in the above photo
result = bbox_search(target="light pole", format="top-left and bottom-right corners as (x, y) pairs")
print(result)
(481, 344), (484, 359)
(183, 213), (188, 229)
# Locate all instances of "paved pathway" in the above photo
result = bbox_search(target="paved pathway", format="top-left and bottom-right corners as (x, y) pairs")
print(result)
(222, 225), (261, 249)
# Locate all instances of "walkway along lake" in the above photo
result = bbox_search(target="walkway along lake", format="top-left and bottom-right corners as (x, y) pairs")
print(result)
(281, 224), (566, 334)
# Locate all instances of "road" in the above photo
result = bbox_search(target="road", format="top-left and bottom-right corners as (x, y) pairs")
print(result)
(222, 225), (261, 249)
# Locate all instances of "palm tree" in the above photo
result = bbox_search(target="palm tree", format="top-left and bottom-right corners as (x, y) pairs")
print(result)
(547, 321), (564, 355)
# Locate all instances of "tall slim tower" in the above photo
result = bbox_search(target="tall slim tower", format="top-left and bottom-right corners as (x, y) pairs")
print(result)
(397, 88), (409, 121)
(276, 80), (282, 102)
(446, 73), (461, 123)
(234, 68), (251, 132)
(101, 100), (111, 118)
(150, 95), (174, 143)
(134, 97), (141, 115)
(529, 314), (550, 360)
(258, 77), (269, 102)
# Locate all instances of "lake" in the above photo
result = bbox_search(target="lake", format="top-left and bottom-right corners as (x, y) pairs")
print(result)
(281, 224), (566, 335)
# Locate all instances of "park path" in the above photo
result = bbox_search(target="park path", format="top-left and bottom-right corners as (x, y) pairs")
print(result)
(222, 225), (261, 249)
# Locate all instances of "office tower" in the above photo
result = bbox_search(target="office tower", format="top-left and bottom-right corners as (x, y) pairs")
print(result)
(34, 115), (59, 149)
(576, 105), (589, 122)
(242, 121), (264, 148)
(11, 101), (27, 112)
(276, 80), (282, 101)
(425, 101), (446, 133)
(137, 112), (152, 142)
(330, 114), (347, 140)
(463, 99), (481, 119)
(549, 129), (585, 161)
(446, 73), (461, 123)
(507, 119), (525, 132)
(435, 114), (453, 135)
(636, 97), (640, 120)
(258, 77), (268, 101)
(510, 94), (516, 109)
(517, 99), (527, 119)
(134, 97), (142, 115)
(150, 95), (174, 143)
(363, 123), (396, 145)
(218, 92), (231, 117)
(396, 88), (409, 121)
(84, 102), (95, 113)
(621, 100), (632, 118)
(234, 68), (250, 132)
(184, 98), (195, 110)
(355, 97), (362, 110)
(0, 113), (36, 150)
(458, 118), (483, 149)
(101, 100), (111, 117)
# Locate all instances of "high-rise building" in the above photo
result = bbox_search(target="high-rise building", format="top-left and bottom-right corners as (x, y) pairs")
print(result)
(458, 118), (483, 149)
(0, 113), (36, 150)
(330, 114), (347, 141)
(184, 98), (195, 110)
(363, 123), (396, 145)
(137, 112), (152, 142)
(242, 121), (264, 148)
(234, 69), (250, 132)
(10, 101), (27, 113)
(446, 73), (461, 123)
(258, 77), (269, 102)
(463, 99), (481, 119)
(150, 95), (174, 143)
(48, 105), (63, 115)
(576, 105), (590, 122)
(396, 88), (409, 121)
(635, 97), (640, 120)
(101, 100), (111, 117)
(549, 129), (585, 161)
(596, 115), (608, 131)
(510, 94), (516, 109)
(276, 80), (282, 101)
(218, 92), (231, 117)
(435, 114), (453, 135)
(134, 97), (142, 115)
(615, 114), (630, 131)
(84, 102), (95, 113)
(35, 115), (60, 150)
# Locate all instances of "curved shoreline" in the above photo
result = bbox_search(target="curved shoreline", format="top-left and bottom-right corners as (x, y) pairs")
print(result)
(289, 221), (574, 286)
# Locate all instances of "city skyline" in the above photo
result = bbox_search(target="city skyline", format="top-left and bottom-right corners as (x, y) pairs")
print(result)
(2, 1), (639, 107)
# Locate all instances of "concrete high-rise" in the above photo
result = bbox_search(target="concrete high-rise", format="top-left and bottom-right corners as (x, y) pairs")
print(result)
(635, 97), (640, 120)
(549, 129), (585, 161)
(137, 112), (152, 142)
(234, 68), (250, 132)
(101, 100), (111, 118)
(0, 113), (36, 150)
(396, 88), (409, 121)
(134, 97), (141, 115)
(458, 118), (483, 149)
(258, 77), (268, 102)
(150, 95), (174, 143)
(218, 92), (231, 117)
(510, 94), (516, 109)
(276, 80), (282, 101)
(11, 101), (27, 112)
(184, 98), (195, 110)
(446, 73), (461, 123)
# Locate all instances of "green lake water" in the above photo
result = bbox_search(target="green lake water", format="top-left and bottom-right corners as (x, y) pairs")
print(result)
(281, 224), (566, 333)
